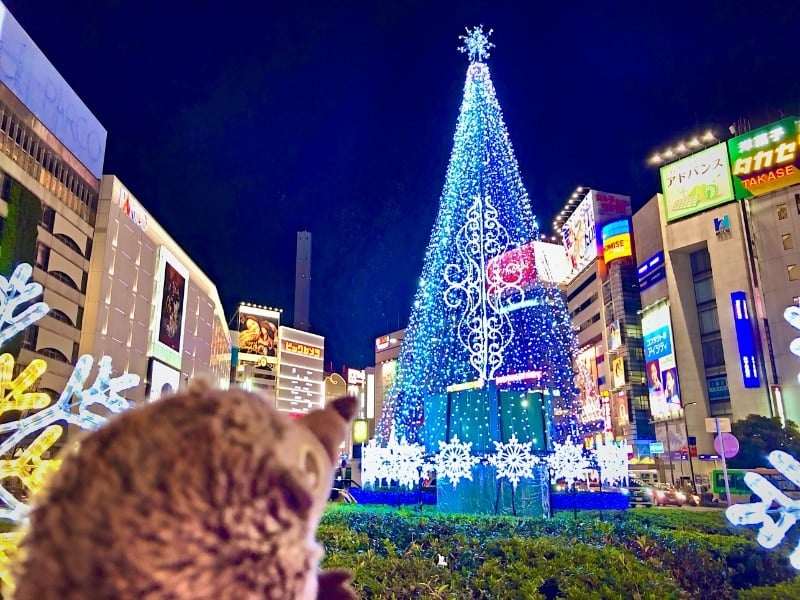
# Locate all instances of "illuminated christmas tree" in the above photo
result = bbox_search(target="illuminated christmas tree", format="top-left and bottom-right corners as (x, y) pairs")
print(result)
(377, 27), (580, 455)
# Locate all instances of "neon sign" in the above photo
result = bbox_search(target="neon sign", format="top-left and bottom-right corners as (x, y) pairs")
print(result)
(282, 340), (321, 359)
(115, 186), (149, 231)
(728, 117), (800, 198)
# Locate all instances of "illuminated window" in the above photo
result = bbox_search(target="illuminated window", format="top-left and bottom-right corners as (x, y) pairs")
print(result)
(778, 204), (789, 220)
(789, 264), (800, 281)
(783, 233), (794, 250)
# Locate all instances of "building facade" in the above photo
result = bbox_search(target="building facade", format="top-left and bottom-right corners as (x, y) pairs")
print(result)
(0, 3), (106, 401)
(80, 176), (231, 404)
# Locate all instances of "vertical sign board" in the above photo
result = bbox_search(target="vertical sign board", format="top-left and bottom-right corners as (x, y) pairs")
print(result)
(642, 302), (683, 421)
(731, 291), (760, 388)
(562, 195), (597, 281)
(149, 246), (189, 371)
(728, 117), (800, 199)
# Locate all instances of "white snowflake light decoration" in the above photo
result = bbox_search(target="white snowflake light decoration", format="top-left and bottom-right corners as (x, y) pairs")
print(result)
(593, 443), (629, 485)
(726, 450), (800, 570)
(547, 437), (590, 483)
(384, 435), (427, 490)
(458, 25), (495, 63)
(434, 434), (480, 488)
(487, 433), (539, 489)
(359, 439), (388, 488)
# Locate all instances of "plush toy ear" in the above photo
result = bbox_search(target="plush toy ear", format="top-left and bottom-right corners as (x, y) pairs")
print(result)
(301, 396), (357, 464)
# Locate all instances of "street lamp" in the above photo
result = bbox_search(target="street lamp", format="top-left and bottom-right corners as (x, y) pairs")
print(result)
(682, 402), (698, 494)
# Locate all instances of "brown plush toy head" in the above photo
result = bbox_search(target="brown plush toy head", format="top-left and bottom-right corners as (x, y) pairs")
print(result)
(13, 382), (358, 600)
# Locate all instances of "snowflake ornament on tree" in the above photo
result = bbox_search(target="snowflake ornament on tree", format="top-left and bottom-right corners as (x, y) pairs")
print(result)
(547, 437), (590, 483)
(487, 434), (539, 489)
(726, 450), (800, 570)
(433, 435), (480, 488)
(593, 443), (629, 485)
(385, 435), (427, 490)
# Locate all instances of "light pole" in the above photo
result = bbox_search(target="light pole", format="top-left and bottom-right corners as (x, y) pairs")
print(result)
(682, 401), (698, 494)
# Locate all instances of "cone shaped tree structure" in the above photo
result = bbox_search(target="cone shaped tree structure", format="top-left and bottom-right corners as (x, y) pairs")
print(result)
(377, 27), (580, 448)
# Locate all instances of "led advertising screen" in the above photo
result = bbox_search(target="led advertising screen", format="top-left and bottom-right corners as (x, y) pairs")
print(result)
(588, 189), (631, 223)
(150, 247), (189, 370)
(731, 291), (760, 388)
(562, 194), (597, 280)
(532, 241), (570, 284)
(148, 358), (181, 403)
(575, 346), (603, 425)
(660, 143), (735, 222)
(601, 219), (633, 264)
(237, 305), (280, 368)
(485, 241), (537, 296)
(642, 302), (682, 421)
(728, 116), (800, 199)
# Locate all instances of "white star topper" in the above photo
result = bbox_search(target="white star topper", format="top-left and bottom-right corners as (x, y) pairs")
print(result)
(458, 25), (494, 63)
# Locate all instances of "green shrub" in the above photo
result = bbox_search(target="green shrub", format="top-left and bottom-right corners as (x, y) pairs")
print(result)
(737, 575), (800, 599)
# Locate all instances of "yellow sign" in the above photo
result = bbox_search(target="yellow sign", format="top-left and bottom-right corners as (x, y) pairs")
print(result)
(282, 340), (322, 359)
(446, 379), (485, 393)
(353, 419), (369, 443)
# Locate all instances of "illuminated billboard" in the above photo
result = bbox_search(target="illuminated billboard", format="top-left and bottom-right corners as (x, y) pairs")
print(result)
(601, 219), (633, 264)
(660, 143), (735, 222)
(728, 116), (800, 199)
(562, 194), (597, 279)
(607, 320), (622, 351)
(588, 189), (631, 222)
(148, 358), (181, 403)
(237, 305), (280, 368)
(731, 291), (760, 388)
(611, 356), (625, 389)
(575, 346), (603, 425)
(532, 241), (570, 284)
(642, 302), (682, 421)
(0, 3), (107, 178)
(150, 247), (189, 370)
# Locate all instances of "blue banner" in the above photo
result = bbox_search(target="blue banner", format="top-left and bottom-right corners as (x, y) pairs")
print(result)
(643, 325), (673, 362)
(730, 291), (760, 388)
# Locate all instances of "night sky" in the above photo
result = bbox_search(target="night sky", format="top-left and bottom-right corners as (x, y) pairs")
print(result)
(8, 0), (800, 370)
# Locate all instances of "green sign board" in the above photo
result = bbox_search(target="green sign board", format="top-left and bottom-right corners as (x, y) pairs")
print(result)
(728, 116), (800, 199)
(660, 143), (735, 222)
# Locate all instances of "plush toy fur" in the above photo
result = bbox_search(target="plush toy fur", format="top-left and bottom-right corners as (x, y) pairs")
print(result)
(13, 382), (358, 599)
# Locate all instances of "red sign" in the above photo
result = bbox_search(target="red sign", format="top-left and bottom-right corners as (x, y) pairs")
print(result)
(486, 242), (537, 295)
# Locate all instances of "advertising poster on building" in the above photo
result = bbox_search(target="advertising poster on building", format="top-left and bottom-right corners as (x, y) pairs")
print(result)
(237, 305), (280, 368)
(575, 346), (603, 426)
(642, 302), (682, 420)
(607, 320), (622, 351)
(562, 195), (597, 280)
(158, 261), (187, 352)
(728, 117), (800, 199)
(660, 143), (735, 222)
(150, 247), (189, 370)
(148, 358), (181, 403)
(613, 391), (629, 427)
(611, 356), (625, 389)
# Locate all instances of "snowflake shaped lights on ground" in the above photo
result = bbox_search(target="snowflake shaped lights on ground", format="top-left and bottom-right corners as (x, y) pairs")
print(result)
(0, 263), (49, 348)
(0, 354), (140, 521)
(547, 437), (590, 483)
(726, 450), (800, 570)
(385, 436), (427, 489)
(458, 25), (494, 63)
(593, 443), (629, 485)
(487, 434), (539, 489)
(434, 435), (480, 488)
(359, 439), (388, 488)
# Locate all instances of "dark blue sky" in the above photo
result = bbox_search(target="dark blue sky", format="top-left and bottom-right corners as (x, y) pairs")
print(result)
(9, 0), (800, 369)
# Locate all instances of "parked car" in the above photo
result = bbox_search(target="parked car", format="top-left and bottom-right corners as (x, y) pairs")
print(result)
(627, 478), (654, 508)
(652, 484), (687, 506)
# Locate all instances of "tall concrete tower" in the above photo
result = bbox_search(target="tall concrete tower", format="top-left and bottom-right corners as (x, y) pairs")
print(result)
(294, 231), (311, 331)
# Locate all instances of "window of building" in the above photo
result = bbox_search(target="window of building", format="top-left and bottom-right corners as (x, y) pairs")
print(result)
(1, 176), (12, 201)
(795, 193), (800, 214)
(789, 264), (800, 281)
(50, 270), (80, 291)
(778, 204), (789, 220)
(40, 205), (55, 231)
(694, 277), (715, 304)
(54, 233), (84, 256)
(698, 307), (721, 335)
(38, 348), (69, 363)
(35, 243), (50, 270)
(783, 233), (795, 250)
(702, 338), (725, 368)
(690, 248), (712, 276)
(709, 400), (732, 417)
(47, 309), (75, 327)
(22, 325), (38, 351)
